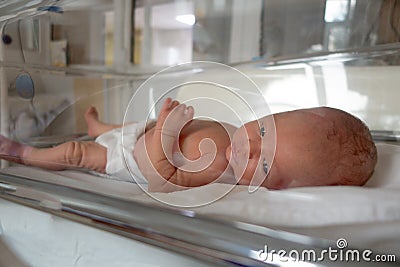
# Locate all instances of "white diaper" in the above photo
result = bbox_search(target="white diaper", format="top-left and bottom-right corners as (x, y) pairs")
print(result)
(95, 121), (150, 183)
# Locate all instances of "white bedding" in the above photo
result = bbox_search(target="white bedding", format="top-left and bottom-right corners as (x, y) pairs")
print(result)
(1, 143), (399, 229)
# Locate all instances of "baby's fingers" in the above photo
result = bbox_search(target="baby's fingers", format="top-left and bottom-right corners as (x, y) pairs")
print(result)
(170, 100), (180, 109)
(175, 104), (194, 119)
(160, 98), (179, 112)
(186, 105), (194, 119)
(162, 98), (172, 109)
(158, 98), (179, 122)
(160, 104), (194, 136)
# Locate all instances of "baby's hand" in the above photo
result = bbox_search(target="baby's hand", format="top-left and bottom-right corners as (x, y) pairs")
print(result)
(156, 98), (194, 138)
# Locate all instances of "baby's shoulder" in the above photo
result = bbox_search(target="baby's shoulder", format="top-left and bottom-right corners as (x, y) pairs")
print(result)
(189, 119), (236, 135)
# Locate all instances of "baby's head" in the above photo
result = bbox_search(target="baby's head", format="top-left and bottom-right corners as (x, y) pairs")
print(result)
(226, 107), (377, 189)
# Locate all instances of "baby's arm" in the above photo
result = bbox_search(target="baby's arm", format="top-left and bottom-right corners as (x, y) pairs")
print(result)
(146, 98), (228, 192)
(146, 98), (192, 189)
(25, 141), (107, 173)
(157, 151), (229, 192)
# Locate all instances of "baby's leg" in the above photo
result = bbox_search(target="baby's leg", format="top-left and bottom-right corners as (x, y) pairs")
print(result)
(25, 141), (107, 173)
(0, 135), (107, 173)
(85, 106), (122, 137)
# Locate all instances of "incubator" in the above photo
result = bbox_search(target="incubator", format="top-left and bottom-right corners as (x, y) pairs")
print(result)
(0, 0), (399, 266)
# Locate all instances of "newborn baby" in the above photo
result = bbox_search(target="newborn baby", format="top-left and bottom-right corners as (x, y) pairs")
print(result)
(0, 98), (377, 192)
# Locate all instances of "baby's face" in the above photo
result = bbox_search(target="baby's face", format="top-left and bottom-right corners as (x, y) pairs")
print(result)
(226, 115), (277, 188)
(226, 108), (337, 189)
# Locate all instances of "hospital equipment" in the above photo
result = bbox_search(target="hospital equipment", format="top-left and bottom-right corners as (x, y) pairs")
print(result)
(0, 0), (400, 266)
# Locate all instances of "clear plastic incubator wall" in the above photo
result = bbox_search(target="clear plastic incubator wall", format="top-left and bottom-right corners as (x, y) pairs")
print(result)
(0, 0), (400, 266)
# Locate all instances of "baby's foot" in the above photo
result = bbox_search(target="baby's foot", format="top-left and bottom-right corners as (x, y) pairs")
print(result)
(84, 106), (103, 137)
(0, 135), (31, 163)
(84, 106), (119, 137)
(85, 106), (99, 121)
